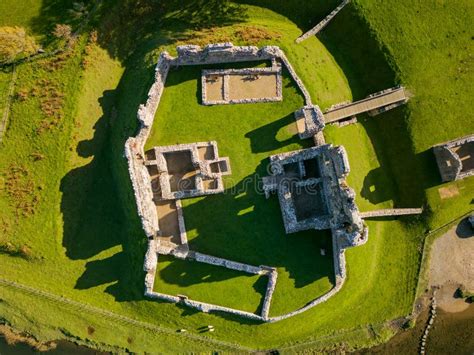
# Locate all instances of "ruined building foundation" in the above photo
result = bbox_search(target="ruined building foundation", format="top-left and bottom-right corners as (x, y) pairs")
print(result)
(126, 43), (421, 322)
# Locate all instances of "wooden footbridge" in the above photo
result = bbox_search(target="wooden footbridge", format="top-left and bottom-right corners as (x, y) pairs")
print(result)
(360, 208), (423, 219)
(324, 86), (409, 124)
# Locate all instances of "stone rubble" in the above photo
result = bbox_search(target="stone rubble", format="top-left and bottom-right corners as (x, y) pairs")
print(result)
(419, 295), (438, 354)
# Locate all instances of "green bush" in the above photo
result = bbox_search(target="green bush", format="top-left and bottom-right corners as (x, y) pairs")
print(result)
(457, 286), (474, 299)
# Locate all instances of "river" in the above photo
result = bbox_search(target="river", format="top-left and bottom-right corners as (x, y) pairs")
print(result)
(0, 336), (102, 354)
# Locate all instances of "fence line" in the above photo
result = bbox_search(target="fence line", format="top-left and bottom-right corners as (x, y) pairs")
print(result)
(0, 65), (17, 143)
(2, 211), (471, 352)
(0, 278), (252, 352)
(412, 209), (473, 302)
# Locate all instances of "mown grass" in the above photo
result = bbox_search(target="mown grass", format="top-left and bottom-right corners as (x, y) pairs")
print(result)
(349, 0), (474, 229)
(146, 63), (335, 317)
(0, 0), (42, 30)
(0, 0), (471, 352)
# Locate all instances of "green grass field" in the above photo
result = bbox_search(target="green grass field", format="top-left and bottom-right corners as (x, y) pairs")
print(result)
(146, 63), (335, 317)
(0, 0), (472, 352)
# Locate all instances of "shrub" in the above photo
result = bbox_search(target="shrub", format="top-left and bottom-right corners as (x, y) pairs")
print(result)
(4, 164), (40, 217)
(87, 326), (95, 335)
(402, 318), (415, 329)
(0, 26), (38, 64)
(457, 286), (474, 300)
(53, 24), (72, 41)
(0, 242), (33, 260)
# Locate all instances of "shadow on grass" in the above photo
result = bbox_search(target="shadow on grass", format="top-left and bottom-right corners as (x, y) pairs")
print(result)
(75, 252), (126, 289)
(179, 169), (335, 290)
(60, 90), (125, 260)
(30, 0), (248, 54)
(245, 113), (300, 153)
(236, 0), (340, 33)
(96, 0), (247, 62)
(47, 0), (412, 324)
(158, 254), (269, 315)
(29, 0), (90, 37)
(318, 5), (442, 212)
(60, 60), (154, 301)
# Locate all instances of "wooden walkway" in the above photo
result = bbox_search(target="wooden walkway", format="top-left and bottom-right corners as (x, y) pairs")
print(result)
(324, 86), (408, 123)
(360, 208), (423, 219)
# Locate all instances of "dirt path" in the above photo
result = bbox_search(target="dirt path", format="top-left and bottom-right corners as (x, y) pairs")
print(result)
(429, 218), (473, 312)
(356, 219), (474, 354)
(355, 304), (474, 354)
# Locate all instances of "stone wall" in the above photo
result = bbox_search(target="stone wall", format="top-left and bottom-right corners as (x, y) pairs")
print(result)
(296, 0), (351, 43)
(172, 43), (312, 106)
(143, 239), (158, 272)
(145, 141), (230, 200)
(129, 43), (359, 322)
(192, 252), (265, 275)
(360, 208), (423, 218)
(175, 199), (188, 245)
(277, 51), (312, 105)
(147, 249), (278, 322)
(175, 43), (262, 65)
(201, 67), (283, 105)
(261, 268), (277, 320)
(263, 144), (366, 241)
(125, 52), (172, 238)
(295, 105), (325, 139)
(181, 298), (263, 321)
(267, 230), (347, 322)
(433, 134), (474, 182)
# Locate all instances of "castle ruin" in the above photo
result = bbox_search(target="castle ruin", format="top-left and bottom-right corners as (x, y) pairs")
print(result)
(433, 134), (474, 182)
(126, 43), (419, 322)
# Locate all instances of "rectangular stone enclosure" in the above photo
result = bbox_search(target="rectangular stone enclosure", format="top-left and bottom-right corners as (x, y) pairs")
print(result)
(202, 67), (283, 105)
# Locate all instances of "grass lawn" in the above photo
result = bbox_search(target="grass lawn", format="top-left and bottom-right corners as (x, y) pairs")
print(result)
(345, 0), (474, 228)
(0, 0), (472, 352)
(146, 63), (335, 317)
(0, 0), (42, 30)
(155, 256), (268, 313)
